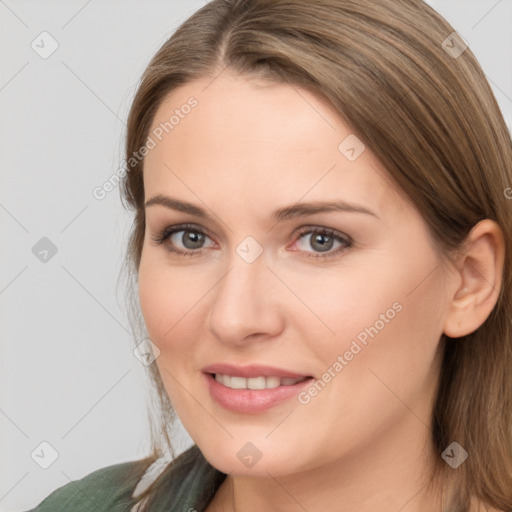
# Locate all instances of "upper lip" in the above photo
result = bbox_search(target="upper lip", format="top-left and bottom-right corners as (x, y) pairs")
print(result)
(202, 363), (312, 379)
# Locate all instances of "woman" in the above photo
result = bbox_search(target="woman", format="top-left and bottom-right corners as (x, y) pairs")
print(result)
(28, 0), (512, 511)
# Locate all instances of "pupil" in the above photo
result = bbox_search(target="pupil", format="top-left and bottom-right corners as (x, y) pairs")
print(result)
(312, 233), (332, 252)
(183, 231), (204, 249)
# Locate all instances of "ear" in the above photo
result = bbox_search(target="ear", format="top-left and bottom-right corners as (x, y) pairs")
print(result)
(443, 219), (505, 338)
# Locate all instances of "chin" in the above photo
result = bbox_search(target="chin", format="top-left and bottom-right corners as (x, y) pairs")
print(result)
(197, 438), (308, 478)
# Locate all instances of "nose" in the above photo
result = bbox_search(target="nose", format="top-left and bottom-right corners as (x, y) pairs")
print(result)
(206, 249), (285, 347)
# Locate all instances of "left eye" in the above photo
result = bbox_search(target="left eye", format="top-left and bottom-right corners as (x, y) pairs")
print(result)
(292, 227), (352, 258)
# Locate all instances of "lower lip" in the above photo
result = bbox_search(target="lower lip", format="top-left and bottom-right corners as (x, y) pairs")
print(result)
(203, 372), (314, 414)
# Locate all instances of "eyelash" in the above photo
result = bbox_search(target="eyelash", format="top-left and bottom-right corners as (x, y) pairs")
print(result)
(150, 223), (353, 259)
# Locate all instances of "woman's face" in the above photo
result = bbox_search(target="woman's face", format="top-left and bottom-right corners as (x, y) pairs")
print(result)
(138, 70), (455, 477)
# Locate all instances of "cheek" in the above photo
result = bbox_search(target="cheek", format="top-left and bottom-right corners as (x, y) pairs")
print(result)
(138, 254), (206, 344)
(290, 252), (446, 389)
(279, 261), (405, 348)
(138, 262), (170, 342)
(138, 260), (205, 405)
(284, 271), (445, 469)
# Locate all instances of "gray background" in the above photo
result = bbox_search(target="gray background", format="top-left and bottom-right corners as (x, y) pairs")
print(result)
(1, 1), (511, 511)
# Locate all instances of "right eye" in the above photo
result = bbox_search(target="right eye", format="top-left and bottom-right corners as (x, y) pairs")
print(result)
(150, 224), (215, 256)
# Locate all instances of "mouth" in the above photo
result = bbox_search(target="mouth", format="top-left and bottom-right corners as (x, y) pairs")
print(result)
(208, 373), (312, 390)
(202, 371), (315, 414)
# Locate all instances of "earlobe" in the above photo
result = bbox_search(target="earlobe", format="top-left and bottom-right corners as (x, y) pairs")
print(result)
(443, 219), (505, 338)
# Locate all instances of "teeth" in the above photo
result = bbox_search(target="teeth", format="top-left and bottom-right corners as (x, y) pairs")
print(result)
(231, 376), (252, 389)
(248, 376), (271, 390)
(263, 376), (281, 389)
(281, 377), (302, 386)
(213, 374), (306, 389)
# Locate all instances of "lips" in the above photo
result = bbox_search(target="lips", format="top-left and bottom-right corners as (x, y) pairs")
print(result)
(201, 363), (312, 379)
(201, 363), (315, 413)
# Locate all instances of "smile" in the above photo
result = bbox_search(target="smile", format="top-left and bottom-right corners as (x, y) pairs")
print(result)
(203, 372), (314, 414)
(212, 373), (309, 390)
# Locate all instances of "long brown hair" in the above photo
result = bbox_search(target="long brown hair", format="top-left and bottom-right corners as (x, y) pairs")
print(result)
(119, 1), (512, 510)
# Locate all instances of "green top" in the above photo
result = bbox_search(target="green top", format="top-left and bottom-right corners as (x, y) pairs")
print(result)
(25, 444), (227, 512)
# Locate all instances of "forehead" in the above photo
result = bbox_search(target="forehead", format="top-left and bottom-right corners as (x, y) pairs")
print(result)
(143, 71), (406, 219)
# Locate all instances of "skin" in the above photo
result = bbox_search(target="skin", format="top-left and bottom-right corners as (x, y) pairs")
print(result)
(138, 70), (504, 512)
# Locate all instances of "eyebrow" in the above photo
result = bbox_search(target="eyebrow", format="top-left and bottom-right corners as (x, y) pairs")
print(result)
(144, 194), (380, 223)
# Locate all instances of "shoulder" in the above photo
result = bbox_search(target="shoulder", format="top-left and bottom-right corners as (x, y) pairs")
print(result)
(25, 457), (153, 512)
